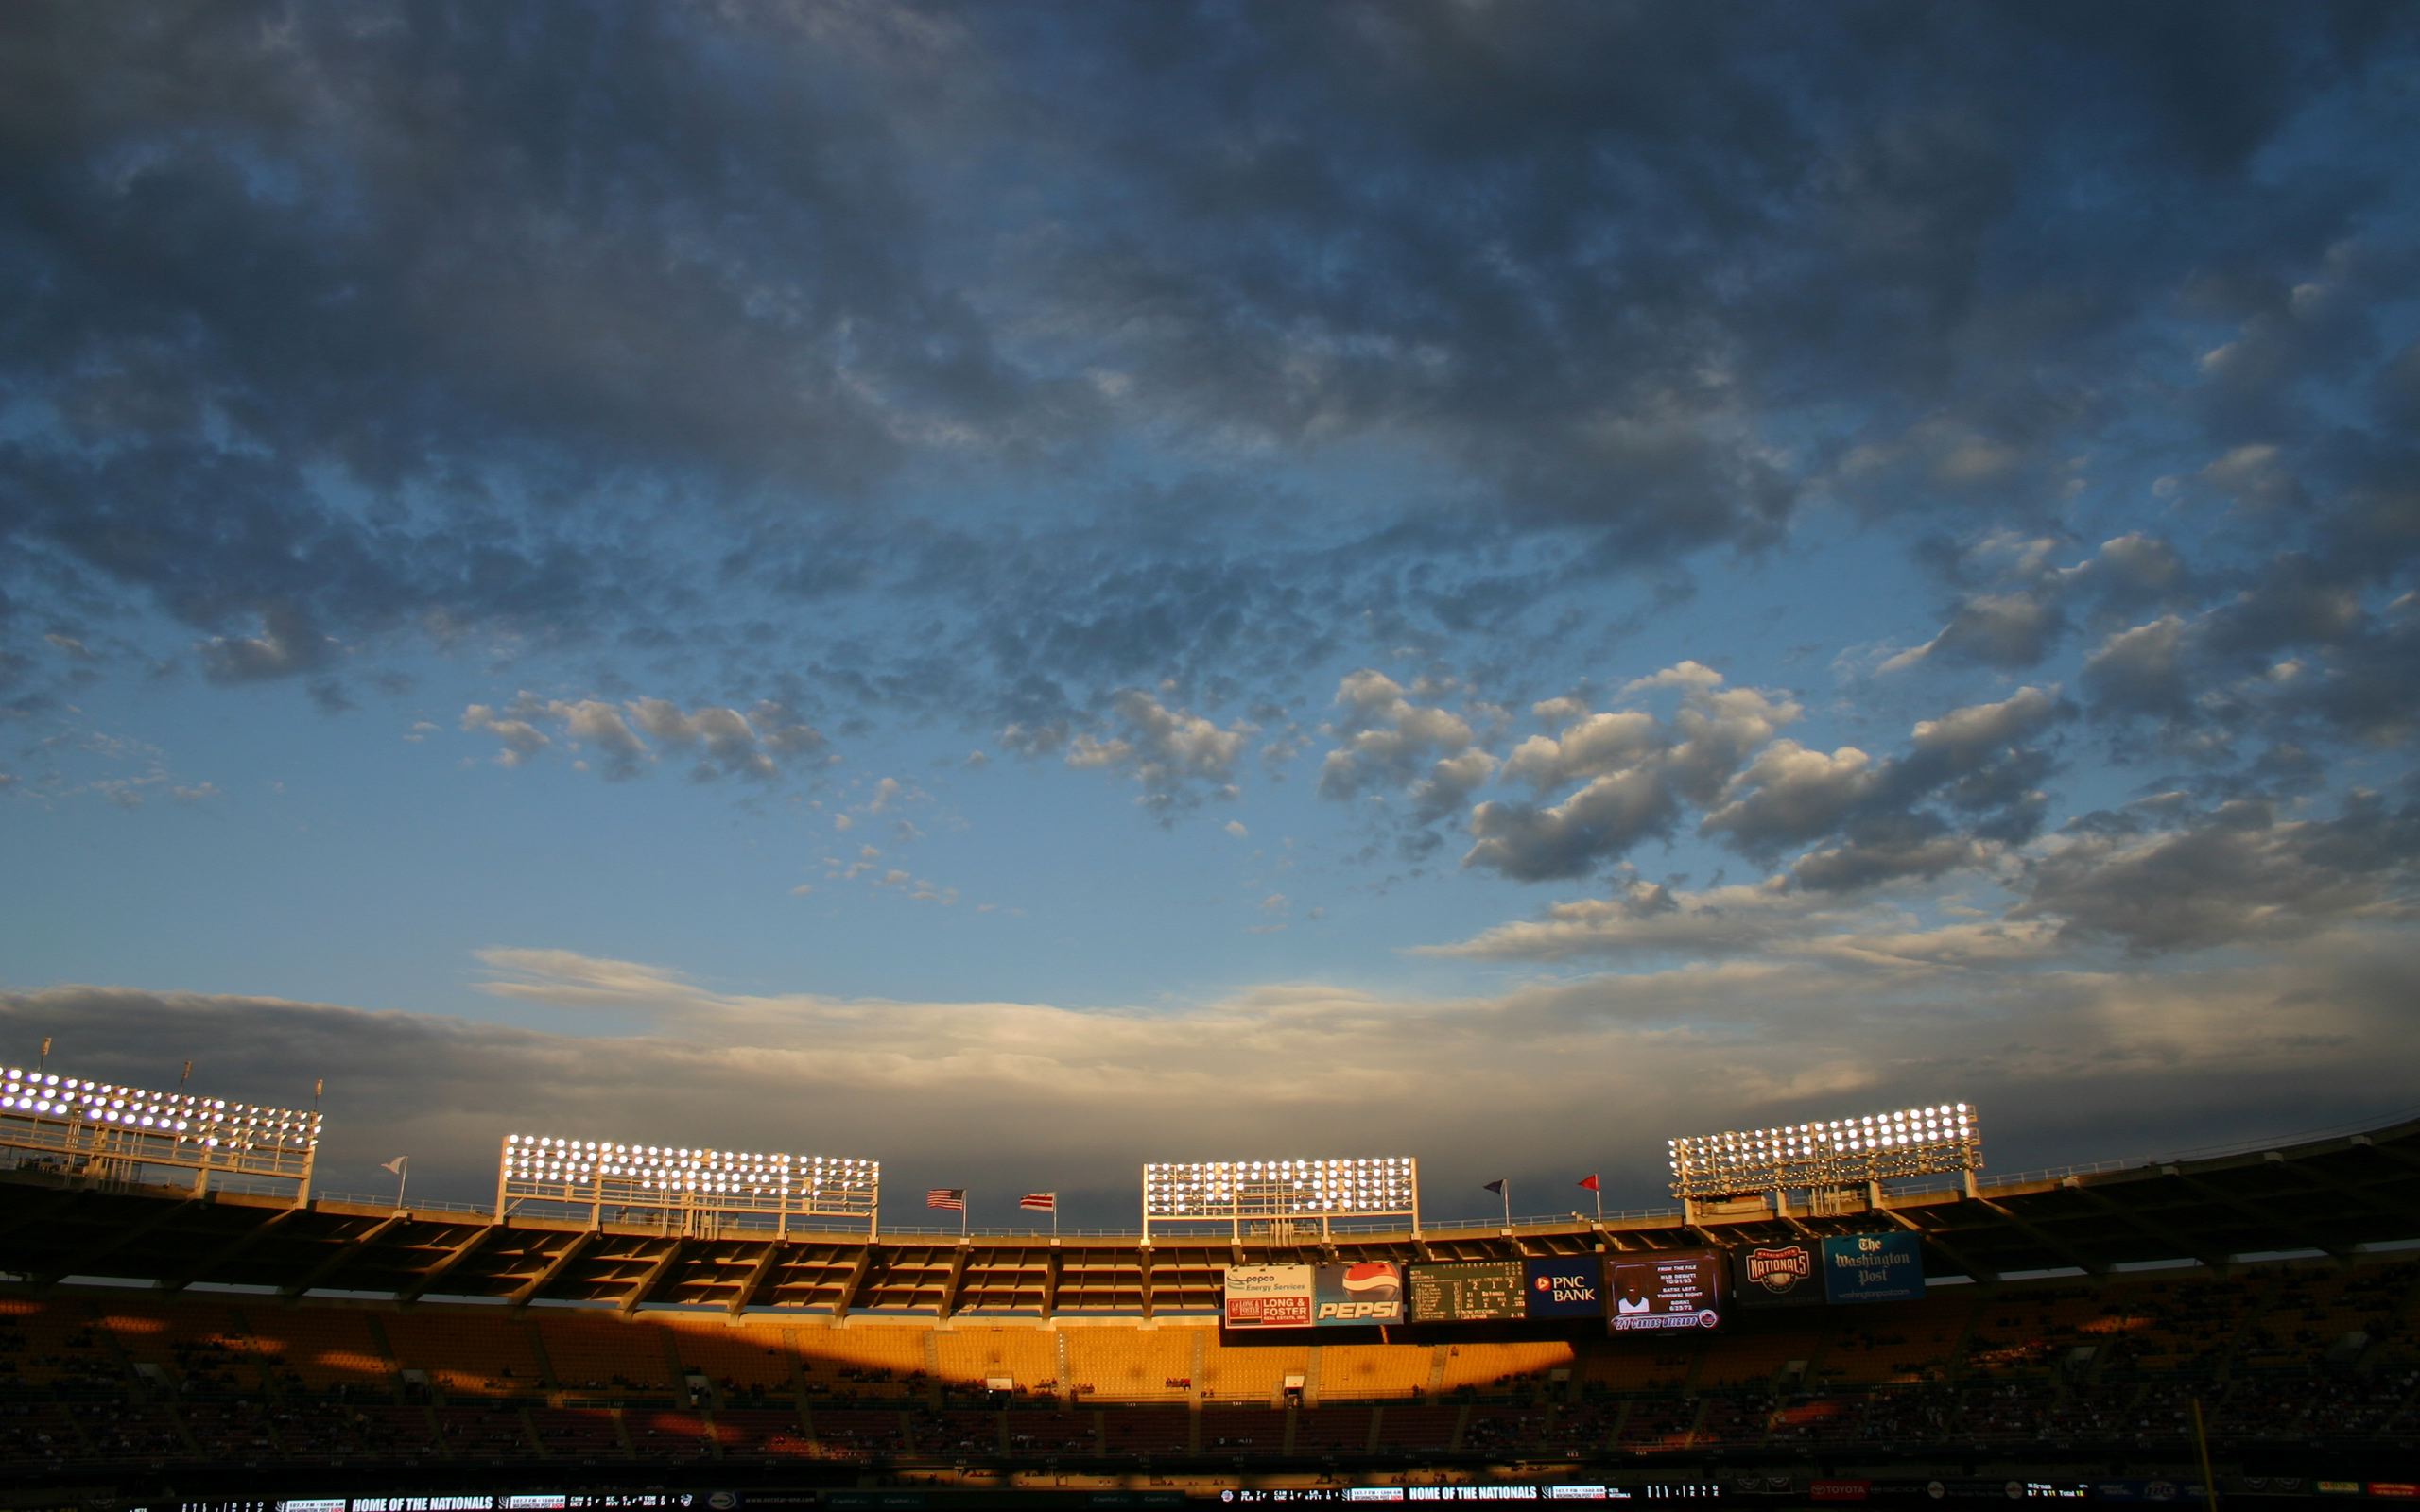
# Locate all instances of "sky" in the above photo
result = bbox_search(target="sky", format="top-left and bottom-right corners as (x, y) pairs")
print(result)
(3, 2), (2417, 1234)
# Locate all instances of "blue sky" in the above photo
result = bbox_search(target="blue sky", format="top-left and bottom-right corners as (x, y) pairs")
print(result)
(4, 2), (2418, 1229)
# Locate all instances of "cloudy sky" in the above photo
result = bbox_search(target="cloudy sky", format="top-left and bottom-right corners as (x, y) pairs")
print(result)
(4, 2), (2417, 1230)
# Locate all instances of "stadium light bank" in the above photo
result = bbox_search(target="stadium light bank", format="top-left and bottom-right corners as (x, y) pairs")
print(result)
(498, 1134), (880, 1238)
(1668, 1103), (1980, 1221)
(0, 1065), (321, 1204)
(1142, 1156), (1419, 1243)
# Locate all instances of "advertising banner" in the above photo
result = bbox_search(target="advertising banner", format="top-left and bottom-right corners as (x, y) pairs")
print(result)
(1523, 1256), (1606, 1318)
(1820, 1233), (1926, 1304)
(1732, 1241), (1824, 1308)
(1222, 1263), (1313, 1329)
(1607, 1249), (1723, 1332)
(1313, 1261), (1405, 1325)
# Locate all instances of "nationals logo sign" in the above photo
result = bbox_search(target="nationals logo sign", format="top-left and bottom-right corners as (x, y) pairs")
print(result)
(1734, 1243), (1822, 1307)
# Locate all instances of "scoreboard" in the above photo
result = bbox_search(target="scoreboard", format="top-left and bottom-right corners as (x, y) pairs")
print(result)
(1409, 1260), (1527, 1321)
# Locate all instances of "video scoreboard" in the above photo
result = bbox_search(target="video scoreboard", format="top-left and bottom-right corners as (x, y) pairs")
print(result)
(1608, 1249), (1723, 1332)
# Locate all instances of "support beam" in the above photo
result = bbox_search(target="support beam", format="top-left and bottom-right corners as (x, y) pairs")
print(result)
(32, 1197), (199, 1288)
(159, 1206), (303, 1292)
(833, 1246), (876, 1318)
(1139, 1251), (1155, 1320)
(2065, 1184), (2227, 1269)
(510, 1229), (596, 1308)
(1975, 1197), (2107, 1276)
(940, 1244), (971, 1321)
(397, 1222), (497, 1305)
(1876, 1207), (1998, 1284)
(727, 1243), (782, 1318)
(2273, 1155), (2420, 1232)
(1040, 1246), (1063, 1319)
(619, 1238), (687, 1314)
(2172, 1172), (2348, 1261)
(279, 1212), (406, 1299)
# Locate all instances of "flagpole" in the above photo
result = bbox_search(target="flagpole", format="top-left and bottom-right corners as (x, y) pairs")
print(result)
(1594, 1183), (1603, 1226)
(962, 1190), (970, 1239)
(1501, 1180), (1511, 1228)
(395, 1157), (408, 1209)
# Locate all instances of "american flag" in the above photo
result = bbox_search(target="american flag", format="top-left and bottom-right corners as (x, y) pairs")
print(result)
(926, 1188), (965, 1211)
(1018, 1192), (1057, 1211)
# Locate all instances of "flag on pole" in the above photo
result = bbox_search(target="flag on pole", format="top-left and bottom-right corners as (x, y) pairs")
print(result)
(382, 1157), (408, 1175)
(1481, 1179), (1505, 1195)
(926, 1188), (966, 1211)
(1577, 1174), (1600, 1192)
(1018, 1193), (1057, 1211)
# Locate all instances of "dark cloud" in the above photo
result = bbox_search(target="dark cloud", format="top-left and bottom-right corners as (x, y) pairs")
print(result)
(2021, 792), (2420, 953)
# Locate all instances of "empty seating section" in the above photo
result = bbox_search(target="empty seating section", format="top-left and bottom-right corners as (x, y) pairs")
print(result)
(533, 1311), (674, 1392)
(626, 1407), (718, 1459)
(1290, 1402), (1371, 1452)
(527, 1405), (622, 1460)
(807, 1406), (907, 1455)
(914, 1407), (1003, 1456)
(932, 1324), (1057, 1394)
(793, 1324), (925, 1399)
(1433, 1338), (1572, 1395)
(244, 1306), (392, 1392)
(1065, 1325), (1193, 1400)
(1197, 1405), (1282, 1455)
(717, 1405), (816, 1457)
(1819, 1293), (1973, 1384)
(437, 1401), (533, 1457)
(1319, 1343), (1428, 1400)
(1200, 1336), (1306, 1401)
(1100, 1403), (1189, 1453)
(663, 1314), (799, 1393)
(1580, 1345), (1690, 1393)
(94, 1299), (272, 1391)
(386, 1310), (545, 1396)
(1003, 1407), (1096, 1456)
(1374, 1403), (1459, 1451)
(0, 1297), (123, 1389)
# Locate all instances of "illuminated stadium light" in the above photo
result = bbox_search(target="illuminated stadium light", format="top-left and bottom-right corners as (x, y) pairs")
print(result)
(496, 1133), (880, 1238)
(0, 1065), (322, 1201)
(1667, 1104), (1981, 1206)
(1140, 1155), (1420, 1241)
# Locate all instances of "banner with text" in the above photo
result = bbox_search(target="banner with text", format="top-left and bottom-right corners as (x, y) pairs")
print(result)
(1522, 1256), (1606, 1318)
(1222, 1264), (1314, 1329)
(1820, 1232), (1926, 1304)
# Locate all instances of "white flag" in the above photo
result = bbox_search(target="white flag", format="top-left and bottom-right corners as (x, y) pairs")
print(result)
(381, 1157), (407, 1174)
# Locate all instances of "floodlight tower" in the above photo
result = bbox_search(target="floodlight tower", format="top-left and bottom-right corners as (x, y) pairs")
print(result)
(0, 1066), (322, 1205)
(1667, 1103), (1982, 1220)
(1140, 1156), (1420, 1243)
(497, 1134), (880, 1237)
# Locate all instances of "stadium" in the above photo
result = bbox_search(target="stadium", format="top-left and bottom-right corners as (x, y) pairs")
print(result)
(2, 1070), (2416, 1511)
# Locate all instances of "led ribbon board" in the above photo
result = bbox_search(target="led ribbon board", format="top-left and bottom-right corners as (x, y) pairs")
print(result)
(0, 1066), (321, 1191)
(1142, 1156), (1418, 1239)
(1667, 1104), (1980, 1200)
(499, 1134), (879, 1235)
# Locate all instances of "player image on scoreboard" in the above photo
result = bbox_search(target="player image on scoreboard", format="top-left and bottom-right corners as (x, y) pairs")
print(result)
(1607, 1249), (1723, 1332)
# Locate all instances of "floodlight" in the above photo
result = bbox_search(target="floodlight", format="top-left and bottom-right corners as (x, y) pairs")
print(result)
(1667, 1102), (1983, 1200)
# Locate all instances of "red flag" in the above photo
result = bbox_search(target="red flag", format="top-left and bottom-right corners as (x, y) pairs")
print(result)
(1578, 1174), (1600, 1192)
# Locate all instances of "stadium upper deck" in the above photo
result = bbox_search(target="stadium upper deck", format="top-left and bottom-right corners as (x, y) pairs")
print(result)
(0, 1115), (2413, 1312)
